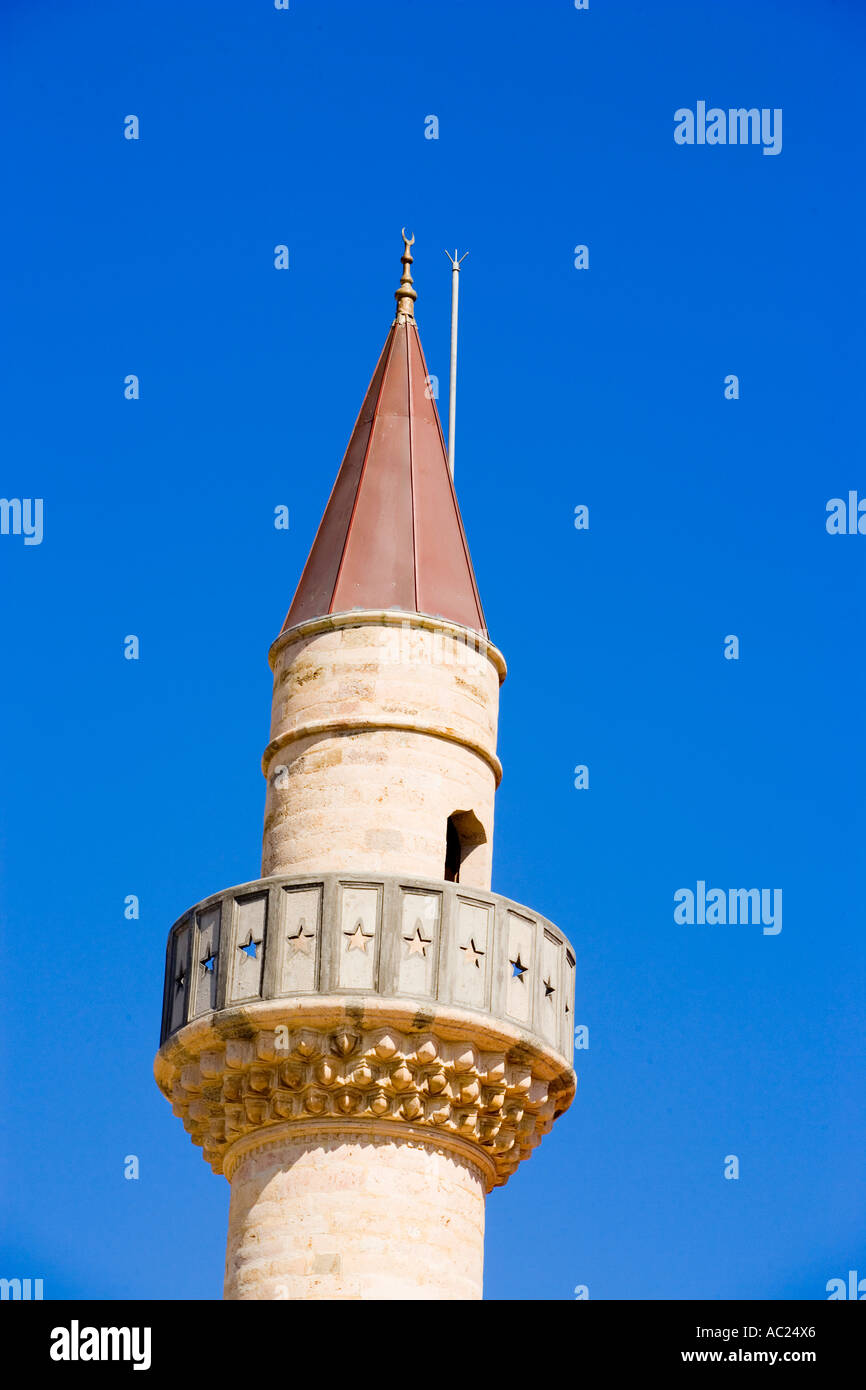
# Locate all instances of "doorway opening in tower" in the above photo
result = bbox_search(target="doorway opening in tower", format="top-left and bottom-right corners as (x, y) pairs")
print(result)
(444, 810), (487, 883)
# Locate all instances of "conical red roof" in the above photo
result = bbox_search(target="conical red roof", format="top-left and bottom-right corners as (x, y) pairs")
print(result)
(282, 300), (486, 636)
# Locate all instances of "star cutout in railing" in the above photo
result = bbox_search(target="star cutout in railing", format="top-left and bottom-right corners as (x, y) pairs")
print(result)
(510, 953), (528, 982)
(287, 919), (315, 955)
(543, 977), (555, 999)
(200, 950), (217, 975)
(403, 921), (431, 958)
(238, 932), (261, 961)
(344, 920), (373, 953)
(174, 967), (186, 992)
(460, 938), (485, 969)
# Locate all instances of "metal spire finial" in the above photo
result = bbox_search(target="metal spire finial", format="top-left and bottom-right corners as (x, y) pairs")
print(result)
(395, 229), (417, 319)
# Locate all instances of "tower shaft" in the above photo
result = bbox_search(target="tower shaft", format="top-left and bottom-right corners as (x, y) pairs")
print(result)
(262, 613), (503, 887)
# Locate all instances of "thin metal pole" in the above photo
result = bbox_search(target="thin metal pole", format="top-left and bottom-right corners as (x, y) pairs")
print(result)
(444, 249), (468, 477)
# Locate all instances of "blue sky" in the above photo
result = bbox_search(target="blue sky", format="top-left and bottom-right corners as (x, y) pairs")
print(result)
(1, 0), (863, 1300)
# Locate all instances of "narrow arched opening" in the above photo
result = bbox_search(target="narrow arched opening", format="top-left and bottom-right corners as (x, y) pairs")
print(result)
(444, 809), (487, 883)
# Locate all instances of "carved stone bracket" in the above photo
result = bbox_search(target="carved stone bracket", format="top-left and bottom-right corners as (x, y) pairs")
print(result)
(155, 997), (576, 1191)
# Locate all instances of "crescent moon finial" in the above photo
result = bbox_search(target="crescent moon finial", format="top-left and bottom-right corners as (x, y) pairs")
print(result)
(395, 229), (417, 319)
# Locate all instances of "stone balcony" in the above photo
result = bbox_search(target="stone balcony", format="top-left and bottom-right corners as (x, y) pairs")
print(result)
(160, 872), (576, 1063)
(157, 873), (577, 1186)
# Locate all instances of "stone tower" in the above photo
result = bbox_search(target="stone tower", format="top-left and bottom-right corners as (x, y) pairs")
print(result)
(155, 235), (577, 1301)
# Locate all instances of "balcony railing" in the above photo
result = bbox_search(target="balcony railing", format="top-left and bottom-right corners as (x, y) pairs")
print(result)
(160, 872), (576, 1065)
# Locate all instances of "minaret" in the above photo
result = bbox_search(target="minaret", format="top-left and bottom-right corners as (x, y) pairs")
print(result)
(155, 234), (577, 1301)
